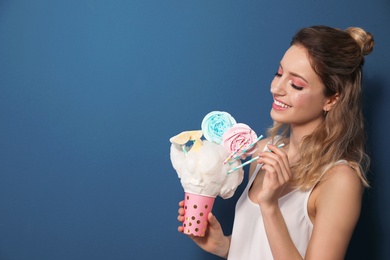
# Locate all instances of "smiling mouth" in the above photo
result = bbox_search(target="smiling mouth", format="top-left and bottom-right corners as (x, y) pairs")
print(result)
(274, 99), (291, 108)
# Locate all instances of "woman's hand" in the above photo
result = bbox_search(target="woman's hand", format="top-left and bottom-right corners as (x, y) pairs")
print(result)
(255, 144), (292, 208)
(177, 200), (231, 258)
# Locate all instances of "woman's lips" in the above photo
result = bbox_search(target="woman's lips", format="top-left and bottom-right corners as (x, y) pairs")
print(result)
(272, 99), (291, 110)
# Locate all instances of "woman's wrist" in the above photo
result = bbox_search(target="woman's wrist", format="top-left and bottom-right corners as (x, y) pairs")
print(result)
(259, 203), (279, 217)
(215, 235), (231, 258)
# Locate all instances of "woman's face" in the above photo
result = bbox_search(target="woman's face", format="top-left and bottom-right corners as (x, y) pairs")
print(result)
(270, 45), (331, 130)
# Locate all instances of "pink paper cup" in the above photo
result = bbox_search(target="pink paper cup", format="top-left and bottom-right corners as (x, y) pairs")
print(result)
(183, 192), (215, 237)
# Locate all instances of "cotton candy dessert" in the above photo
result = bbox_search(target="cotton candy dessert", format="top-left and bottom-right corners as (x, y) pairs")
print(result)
(170, 111), (262, 236)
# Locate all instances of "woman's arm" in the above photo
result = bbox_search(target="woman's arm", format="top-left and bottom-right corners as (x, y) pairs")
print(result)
(255, 144), (303, 259)
(305, 164), (363, 259)
(256, 146), (363, 260)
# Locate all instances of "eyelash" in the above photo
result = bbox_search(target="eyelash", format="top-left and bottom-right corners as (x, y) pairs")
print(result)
(274, 72), (304, 91)
(289, 80), (304, 90)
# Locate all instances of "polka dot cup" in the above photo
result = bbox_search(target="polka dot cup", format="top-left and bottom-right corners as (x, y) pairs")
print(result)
(183, 192), (215, 237)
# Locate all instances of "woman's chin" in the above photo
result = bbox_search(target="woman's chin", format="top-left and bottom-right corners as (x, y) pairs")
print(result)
(270, 109), (288, 123)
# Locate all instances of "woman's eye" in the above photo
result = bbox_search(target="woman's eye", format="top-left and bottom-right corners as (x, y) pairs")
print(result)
(274, 72), (282, 77)
(288, 80), (304, 90)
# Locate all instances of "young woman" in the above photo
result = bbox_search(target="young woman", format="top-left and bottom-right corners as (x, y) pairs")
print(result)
(177, 25), (374, 259)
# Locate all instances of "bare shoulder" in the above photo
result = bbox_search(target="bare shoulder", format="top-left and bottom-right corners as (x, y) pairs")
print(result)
(317, 163), (364, 199)
(313, 164), (364, 214)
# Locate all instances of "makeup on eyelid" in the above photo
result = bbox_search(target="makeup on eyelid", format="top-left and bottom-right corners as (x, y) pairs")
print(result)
(288, 79), (304, 90)
(275, 66), (307, 90)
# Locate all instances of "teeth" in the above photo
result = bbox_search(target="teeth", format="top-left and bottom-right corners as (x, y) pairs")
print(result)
(274, 99), (291, 108)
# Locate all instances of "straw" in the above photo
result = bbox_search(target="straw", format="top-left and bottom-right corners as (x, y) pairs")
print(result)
(182, 145), (187, 156)
(230, 135), (263, 162)
(227, 156), (259, 174)
(223, 140), (249, 164)
(227, 143), (285, 174)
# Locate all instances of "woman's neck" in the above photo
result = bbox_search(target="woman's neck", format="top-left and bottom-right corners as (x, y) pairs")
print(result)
(287, 119), (322, 165)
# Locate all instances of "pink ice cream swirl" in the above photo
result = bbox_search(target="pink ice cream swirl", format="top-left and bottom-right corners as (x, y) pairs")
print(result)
(222, 123), (259, 160)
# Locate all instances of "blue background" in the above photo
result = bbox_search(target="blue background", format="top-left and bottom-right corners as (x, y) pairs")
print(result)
(0, 1), (389, 259)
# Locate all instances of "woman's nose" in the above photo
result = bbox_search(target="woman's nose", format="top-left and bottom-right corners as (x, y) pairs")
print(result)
(270, 78), (286, 95)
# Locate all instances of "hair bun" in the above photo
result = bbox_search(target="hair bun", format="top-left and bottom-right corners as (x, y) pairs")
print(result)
(346, 27), (374, 56)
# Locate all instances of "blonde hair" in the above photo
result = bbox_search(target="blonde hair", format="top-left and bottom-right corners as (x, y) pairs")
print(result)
(268, 26), (374, 190)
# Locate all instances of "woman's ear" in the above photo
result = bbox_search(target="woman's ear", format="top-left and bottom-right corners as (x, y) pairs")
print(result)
(323, 93), (339, 112)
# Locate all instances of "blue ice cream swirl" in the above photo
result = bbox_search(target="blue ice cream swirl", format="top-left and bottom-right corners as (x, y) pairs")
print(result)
(201, 111), (237, 144)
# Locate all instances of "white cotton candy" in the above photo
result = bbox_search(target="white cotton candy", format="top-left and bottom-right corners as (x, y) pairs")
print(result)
(170, 140), (244, 199)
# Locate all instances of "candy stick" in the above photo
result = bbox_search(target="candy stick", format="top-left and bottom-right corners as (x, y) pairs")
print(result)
(232, 135), (264, 161)
(182, 145), (187, 156)
(228, 143), (285, 174)
(245, 134), (264, 151)
(227, 156), (258, 174)
(223, 140), (249, 164)
(266, 143), (285, 152)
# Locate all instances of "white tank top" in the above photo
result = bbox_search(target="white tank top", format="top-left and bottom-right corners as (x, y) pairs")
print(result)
(227, 163), (313, 259)
(228, 155), (349, 259)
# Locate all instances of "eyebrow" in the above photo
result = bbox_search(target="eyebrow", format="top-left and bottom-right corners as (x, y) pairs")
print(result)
(280, 64), (309, 84)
